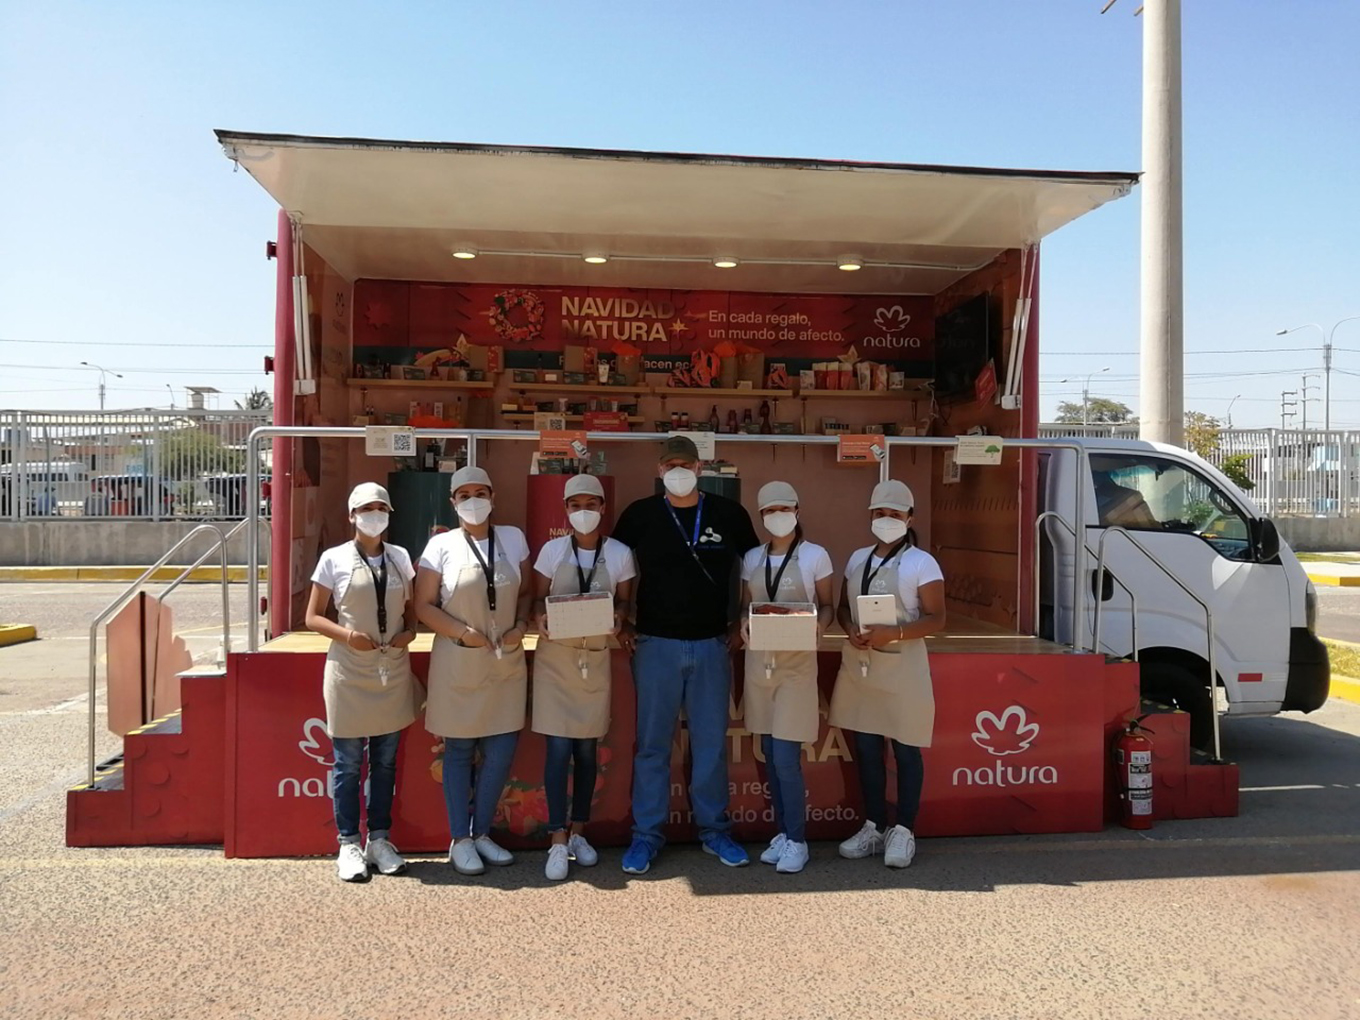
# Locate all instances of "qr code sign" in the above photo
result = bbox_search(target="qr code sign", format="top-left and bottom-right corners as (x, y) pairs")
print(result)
(391, 431), (415, 455)
(365, 426), (417, 457)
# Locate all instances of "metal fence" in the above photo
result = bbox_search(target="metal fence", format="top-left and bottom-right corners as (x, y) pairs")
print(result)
(0, 409), (272, 521)
(1038, 422), (1360, 519)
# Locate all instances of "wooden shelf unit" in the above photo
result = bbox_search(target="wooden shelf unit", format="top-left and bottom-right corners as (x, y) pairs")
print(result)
(501, 413), (646, 425)
(508, 382), (652, 396)
(347, 378), (494, 390)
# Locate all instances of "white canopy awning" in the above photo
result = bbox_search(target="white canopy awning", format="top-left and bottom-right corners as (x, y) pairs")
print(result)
(217, 132), (1136, 295)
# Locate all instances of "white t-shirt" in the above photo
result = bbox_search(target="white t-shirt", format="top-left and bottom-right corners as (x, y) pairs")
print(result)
(533, 536), (637, 594)
(419, 526), (530, 600)
(310, 542), (415, 606)
(741, 540), (834, 605)
(843, 544), (944, 621)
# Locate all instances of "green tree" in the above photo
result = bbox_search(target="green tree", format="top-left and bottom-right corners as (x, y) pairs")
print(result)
(1055, 398), (1135, 424)
(160, 428), (243, 479)
(236, 388), (273, 411)
(1220, 453), (1256, 492)
(1184, 410), (1222, 459)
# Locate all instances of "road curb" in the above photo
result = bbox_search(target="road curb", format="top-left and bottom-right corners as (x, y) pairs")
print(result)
(1305, 568), (1360, 587)
(0, 566), (266, 583)
(0, 624), (38, 647)
(1331, 675), (1360, 707)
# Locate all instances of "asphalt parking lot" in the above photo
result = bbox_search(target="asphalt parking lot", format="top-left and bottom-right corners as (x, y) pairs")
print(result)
(0, 583), (1358, 1020)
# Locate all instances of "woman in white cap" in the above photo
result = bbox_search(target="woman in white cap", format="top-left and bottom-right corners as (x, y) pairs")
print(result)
(530, 474), (636, 880)
(830, 479), (945, 869)
(739, 481), (834, 875)
(304, 482), (421, 883)
(415, 466), (533, 876)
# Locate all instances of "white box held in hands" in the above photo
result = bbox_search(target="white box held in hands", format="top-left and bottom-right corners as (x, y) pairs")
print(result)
(748, 602), (818, 651)
(545, 591), (615, 641)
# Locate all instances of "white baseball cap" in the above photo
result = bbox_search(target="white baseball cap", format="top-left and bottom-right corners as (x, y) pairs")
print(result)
(347, 482), (393, 512)
(868, 480), (915, 513)
(756, 481), (799, 510)
(564, 474), (605, 500)
(449, 466), (492, 494)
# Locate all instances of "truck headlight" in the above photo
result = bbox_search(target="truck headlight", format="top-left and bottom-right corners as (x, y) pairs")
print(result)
(1305, 581), (1318, 634)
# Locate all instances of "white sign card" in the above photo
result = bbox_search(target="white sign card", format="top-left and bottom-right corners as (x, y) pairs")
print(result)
(955, 435), (1005, 466)
(671, 430), (717, 460)
(365, 425), (417, 458)
(545, 591), (615, 641)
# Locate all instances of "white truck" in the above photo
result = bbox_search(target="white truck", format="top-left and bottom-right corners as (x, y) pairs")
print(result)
(1040, 438), (1329, 748)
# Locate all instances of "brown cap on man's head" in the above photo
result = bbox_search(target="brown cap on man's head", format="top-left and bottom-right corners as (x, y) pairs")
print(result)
(659, 435), (700, 463)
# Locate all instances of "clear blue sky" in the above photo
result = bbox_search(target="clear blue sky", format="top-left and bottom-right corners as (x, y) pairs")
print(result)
(2, 1), (1357, 427)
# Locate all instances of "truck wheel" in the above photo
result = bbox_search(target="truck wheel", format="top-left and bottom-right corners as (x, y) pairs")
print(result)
(1141, 661), (1213, 751)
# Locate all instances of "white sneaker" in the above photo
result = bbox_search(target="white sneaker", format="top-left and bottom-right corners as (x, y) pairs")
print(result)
(776, 839), (810, 874)
(545, 843), (570, 881)
(884, 824), (917, 869)
(336, 842), (370, 883)
(474, 834), (515, 866)
(449, 838), (485, 875)
(838, 821), (885, 859)
(567, 833), (599, 867)
(759, 833), (788, 865)
(364, 837), (407, 876)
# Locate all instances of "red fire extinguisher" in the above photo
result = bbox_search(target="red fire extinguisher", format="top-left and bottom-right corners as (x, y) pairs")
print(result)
(1116, 717), (1155, 830)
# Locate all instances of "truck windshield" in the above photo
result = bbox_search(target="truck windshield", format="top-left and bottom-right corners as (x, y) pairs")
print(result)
(1090, 454), (1252, 561)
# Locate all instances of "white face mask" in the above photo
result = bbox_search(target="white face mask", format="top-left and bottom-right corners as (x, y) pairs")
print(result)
(762, 511), (798, 538)
(662, 467), (697, 498)
(353, 510), (389, 538)
(871, 516), (909, 544)
(456, 497), (492, 526)
(568, 509), (601, 535)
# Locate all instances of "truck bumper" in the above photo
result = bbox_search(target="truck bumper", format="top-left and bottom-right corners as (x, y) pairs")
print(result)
(1282, 628), (1330, 713)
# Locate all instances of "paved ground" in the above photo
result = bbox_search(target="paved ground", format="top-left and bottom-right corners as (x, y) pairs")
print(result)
(1317, 583), (1360, 645)
(1, 584), (1358, 1019)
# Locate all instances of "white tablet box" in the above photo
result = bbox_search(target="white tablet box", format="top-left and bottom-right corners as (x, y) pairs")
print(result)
(747, 601), (819, 651)
(855, 594), (899, 630)
(545, 591), (615, 641)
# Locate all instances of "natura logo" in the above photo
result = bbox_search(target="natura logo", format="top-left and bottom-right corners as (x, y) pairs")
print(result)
(971, 706), (1040, 756)
(278, 717), (335, 798)
(862, 305), (923, 350)
(873, 305), (911, 334)
(953, 705), (1057, 788)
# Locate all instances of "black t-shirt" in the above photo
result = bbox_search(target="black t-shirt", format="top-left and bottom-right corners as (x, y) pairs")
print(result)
(612, 492), (760, 640)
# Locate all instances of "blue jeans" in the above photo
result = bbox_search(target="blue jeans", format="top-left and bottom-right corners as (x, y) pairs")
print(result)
(442, 731), (520, 839)
(331, 730), (402, 845)
(544, 736), (597, 832)
(852, 731), (924, 830)
(631, 634), (732, 849)
(760, 734), (806, 843)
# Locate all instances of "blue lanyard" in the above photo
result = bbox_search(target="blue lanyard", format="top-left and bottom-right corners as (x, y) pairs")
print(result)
(665, 493), (704, 550)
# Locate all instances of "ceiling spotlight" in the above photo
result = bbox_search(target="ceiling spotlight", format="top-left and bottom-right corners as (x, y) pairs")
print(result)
(582, 253), (609, 264)
(451, 246), (478, 260)
(713, 256), (739, 269)
(837, 255), (864, 271)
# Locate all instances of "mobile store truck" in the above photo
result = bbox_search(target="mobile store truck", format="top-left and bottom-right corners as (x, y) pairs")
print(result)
(67, 134), (1327, 855)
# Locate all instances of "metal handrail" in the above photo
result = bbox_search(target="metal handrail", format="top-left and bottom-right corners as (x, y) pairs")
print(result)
(244, 426), (1093, 652)
(1095, 525), (1222, 762)
(1033, 510), (1139, 659)
(85, 522), (237, 787)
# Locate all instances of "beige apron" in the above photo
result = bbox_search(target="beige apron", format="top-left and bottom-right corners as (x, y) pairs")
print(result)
(322, 544), (420, 739)
(742, 543), (820, 744)
(829, 547), (935, 747)
(425, 529), (527, 739)
(532, 541), (613, 739)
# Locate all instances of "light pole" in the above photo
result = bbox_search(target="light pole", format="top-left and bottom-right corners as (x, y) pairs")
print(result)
(1277, 316), (1360, 433)
(1226, 393), (1241, 428)
(1300, 374), (1318, 432)
(1083, 367), (1111, 426)
(79, 362), (123, 411)
(166, 384), (175, 409)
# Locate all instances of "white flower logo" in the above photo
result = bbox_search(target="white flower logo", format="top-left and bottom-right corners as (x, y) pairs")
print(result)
(298, 717), (334, 767)
(873, 306), (911, 334)
(971, 706), (1040, 756)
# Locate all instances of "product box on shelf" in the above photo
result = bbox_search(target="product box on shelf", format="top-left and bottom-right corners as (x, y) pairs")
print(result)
(513, 369), (538, 384)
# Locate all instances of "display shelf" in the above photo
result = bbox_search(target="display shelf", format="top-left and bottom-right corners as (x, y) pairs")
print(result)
(347, 378), (494, 390)
(501, 413), (646, 424)
(654, 387), (793, 398)
(508, 382), (652, 396)
(798, 388), (923, 399)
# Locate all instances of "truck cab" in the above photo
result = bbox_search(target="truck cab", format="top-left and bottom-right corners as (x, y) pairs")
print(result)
(1040, 438), (1329, 747)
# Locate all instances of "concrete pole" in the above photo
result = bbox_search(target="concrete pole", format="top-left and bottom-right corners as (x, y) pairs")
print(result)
(1139, 0), (1184, 446)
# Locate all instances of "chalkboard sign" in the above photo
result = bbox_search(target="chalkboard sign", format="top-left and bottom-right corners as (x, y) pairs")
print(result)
(933, 293), (998, 400)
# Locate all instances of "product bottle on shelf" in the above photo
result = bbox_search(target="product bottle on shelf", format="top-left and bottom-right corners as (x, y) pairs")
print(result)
(680, 411), (690, 429)
(423, 440), (440, 471)
(742, 408), (753, 429)
(759, 400), (773, 434)
(708, 404), (721, 431)
(726, 409), (738, 434)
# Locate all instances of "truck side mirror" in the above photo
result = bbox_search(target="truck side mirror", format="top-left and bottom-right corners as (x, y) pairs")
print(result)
(1254, 517), (1281, 562)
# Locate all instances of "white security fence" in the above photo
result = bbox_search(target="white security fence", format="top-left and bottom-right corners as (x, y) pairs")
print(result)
(0, 409), (272, 521)
(1038, 423), (1360, 519)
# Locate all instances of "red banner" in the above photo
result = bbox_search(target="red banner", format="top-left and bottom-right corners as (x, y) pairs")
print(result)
(355, 280), (934, 362)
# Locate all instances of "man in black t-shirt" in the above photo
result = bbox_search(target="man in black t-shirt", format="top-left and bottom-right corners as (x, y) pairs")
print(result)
(611, 435), (759, 874)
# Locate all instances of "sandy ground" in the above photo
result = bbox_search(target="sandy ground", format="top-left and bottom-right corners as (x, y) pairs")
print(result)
(0, 583), (1358, 1020)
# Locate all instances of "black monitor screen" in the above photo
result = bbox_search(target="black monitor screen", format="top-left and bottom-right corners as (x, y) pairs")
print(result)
(933, 293), (998, 400)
